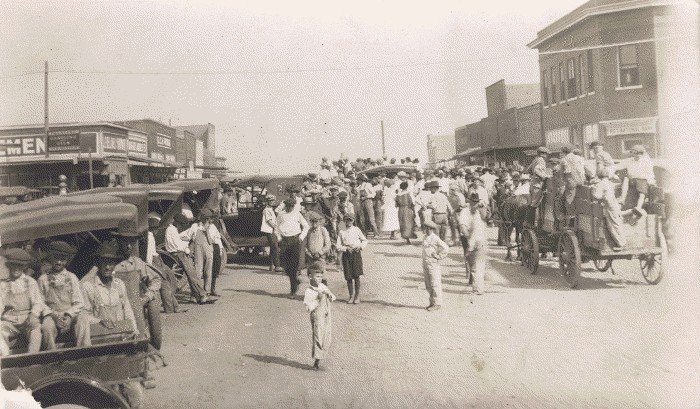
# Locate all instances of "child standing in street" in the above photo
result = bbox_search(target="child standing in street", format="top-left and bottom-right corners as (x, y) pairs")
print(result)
(336, 214), (367, 304)
(421, 219), (449, 311)
(303, 262), (336, 370)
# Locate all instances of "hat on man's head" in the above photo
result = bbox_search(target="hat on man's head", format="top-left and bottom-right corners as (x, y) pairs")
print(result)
(537, 146), (550, 155)
(338, 191), (348, 198)
(424, 180), (440, 190)
(548, 157), (561, 164)
(2, 248), (34, 266)
(343, 213), (355, 221)
(423, 219), (438, 230)
(97, 240), (123, 261)
(46, 241), (77, 257)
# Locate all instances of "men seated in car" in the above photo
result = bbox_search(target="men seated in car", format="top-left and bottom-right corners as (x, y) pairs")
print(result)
(0, 248), (46, 355)
(37, 241), (91, 349)
(113, 232), (162, 311)
(81, 241), (138, 335)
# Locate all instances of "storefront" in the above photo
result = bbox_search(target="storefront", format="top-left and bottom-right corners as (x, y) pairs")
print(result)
(600, 117), (659, 158)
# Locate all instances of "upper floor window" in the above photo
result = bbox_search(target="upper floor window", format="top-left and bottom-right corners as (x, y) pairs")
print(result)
(586, 49), (594, 93)
(550, 66), (557, 104)
(559, 62), (566, 101)
(578, 54), (585, 96)
(618, 44), (640, 88)
(542, 70), (550, 106)
(567, 58), (576, 98)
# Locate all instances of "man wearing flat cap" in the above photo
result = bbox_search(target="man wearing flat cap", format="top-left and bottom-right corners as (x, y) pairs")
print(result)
(0, 248), (46, 355)
(525, 147), (551, 224)
(37, 241), (91, 349)
(81, 241), (139, 335)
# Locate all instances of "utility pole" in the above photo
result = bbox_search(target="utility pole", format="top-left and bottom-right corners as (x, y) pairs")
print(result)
(44, 61), (49, 158)
(380, 120), (386, 156)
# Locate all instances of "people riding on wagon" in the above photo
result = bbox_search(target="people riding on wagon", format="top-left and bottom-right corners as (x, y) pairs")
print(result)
(619, 144), (655, 219)
(559, 144), (586, 217)
(37, 241), (92, 350)
(81, 241), (139, 335)
(0, 248), (46, 355)
(592, 168), (626, 251)
(526, 146), (551, 225)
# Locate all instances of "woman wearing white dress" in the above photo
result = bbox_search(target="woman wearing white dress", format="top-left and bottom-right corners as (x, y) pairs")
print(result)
(381, 179), (400, 239)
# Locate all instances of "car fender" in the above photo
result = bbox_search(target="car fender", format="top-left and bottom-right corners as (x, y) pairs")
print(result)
(30, 373), (130, 409)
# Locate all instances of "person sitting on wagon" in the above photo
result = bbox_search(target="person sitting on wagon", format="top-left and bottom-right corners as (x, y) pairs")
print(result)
(589, 141), (616, 181)
(0, 248), (47, 355)
(620, 144), (656, 218)
(38, 241), (91, 350)
(592, 168), (626, 251)
(81, 241), (139, 335)
(559, 144), (586, 217)
(526, 147), (550, 223)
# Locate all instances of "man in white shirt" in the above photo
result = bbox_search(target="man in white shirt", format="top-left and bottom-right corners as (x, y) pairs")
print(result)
(276, 198), (310, 296)
(164, 214), (211, 304)
(358, 175), (379, 237)
(261, 195), (282, 272)
(620, 144), (655, 217)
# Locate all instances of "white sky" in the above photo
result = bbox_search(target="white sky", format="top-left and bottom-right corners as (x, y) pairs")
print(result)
(0, 0), (586, 174)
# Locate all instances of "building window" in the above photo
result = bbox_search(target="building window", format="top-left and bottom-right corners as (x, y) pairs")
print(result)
(621, 138), (643, 154)
(542, 70), (550, 106)
(578, 54), (585, 96)
(586, 49), (594, 93)
(618, 44), (640, 88)
(550, 66), (557, 104)
(559, 62), (566, 101)
(567, 59), (576, 98)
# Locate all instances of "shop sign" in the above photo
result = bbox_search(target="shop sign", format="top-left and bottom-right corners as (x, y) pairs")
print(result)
(156, 134), (172, 149)
(103, 135), (127, 152)
(0, 132), (96, 159)
(602, 118), (657, 137)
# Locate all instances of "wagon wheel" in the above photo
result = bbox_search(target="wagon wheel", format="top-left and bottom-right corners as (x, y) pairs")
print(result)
(158, 251), (189, 293)
(558, 230), (582, 288)
(593, 259), (613, 272)
(640, 231), (667, 285)
(520, 229), (540, 274)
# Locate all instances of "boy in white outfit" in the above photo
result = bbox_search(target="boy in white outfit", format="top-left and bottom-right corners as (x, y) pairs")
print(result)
(421, 220), (449, 311)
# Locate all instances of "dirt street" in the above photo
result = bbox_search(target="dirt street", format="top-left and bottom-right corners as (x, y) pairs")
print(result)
(145, 230), (698, 408)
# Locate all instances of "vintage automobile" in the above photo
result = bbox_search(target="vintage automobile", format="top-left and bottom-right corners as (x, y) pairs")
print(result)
(0, 195), (159, 408)
(357, 163), (417, 179)
(0, 186), (40, 205)
(222, 175), (304, 249)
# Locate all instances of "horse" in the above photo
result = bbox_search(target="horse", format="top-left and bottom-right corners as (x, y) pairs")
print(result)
(498, 192), (530, 261)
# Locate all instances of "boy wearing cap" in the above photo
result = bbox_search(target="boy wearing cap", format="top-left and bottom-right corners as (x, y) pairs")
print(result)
(303, 261), (336, 370)
(81, 241), (139, 335)
(336, 214), (367, 304)
(38, 241), (91, 349)
(305, 211), (332, 267)
(261, 195), (282, 272)
(0, 248), (46, 355)
(459, 193), (489, 295)
(421, 220), (449, 311)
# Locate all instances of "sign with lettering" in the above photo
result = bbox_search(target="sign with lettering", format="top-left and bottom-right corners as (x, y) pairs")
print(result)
(156, 134), (172, 149)
(0, 132), (96, 160)
(603, 118), (657, 137)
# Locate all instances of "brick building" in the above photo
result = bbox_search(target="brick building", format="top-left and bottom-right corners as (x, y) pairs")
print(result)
(454, 80), (542, 168)
(115, 119), (180, 183)
(173, 124), (223, 178)
(528, 0), (684, 159)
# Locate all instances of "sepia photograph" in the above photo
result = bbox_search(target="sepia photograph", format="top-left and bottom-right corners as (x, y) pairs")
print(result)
(0, 0), (698, 408)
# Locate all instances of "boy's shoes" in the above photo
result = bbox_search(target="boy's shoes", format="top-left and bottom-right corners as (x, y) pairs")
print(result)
(353, 297), (360, 304)
(426, 305), (441, 311)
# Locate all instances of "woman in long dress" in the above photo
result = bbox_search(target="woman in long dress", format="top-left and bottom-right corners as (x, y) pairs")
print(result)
(381, 179), (400, 239)
(395, 181), (416, 244)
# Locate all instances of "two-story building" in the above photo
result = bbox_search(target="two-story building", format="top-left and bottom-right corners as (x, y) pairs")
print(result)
(427, 134), (457, 169)
(454, 80), (542, 168)
(528, 0), (682, 159)
(115, 119), (181, 184)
